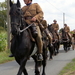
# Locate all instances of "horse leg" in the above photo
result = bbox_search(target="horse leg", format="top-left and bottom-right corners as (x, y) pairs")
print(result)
(16, 57), (28, 75)
(32, 55), (40, 75)
(15, 58), (28, 75)
(42, 48), (47, 75)
(64, 43), (67, 52)
(56, 46), (59, 54)
(54, 45), (56, 56)
(48, 45), (53, 60)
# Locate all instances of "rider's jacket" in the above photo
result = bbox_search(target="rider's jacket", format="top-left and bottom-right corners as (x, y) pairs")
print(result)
(22, 3), (43, 24)
(52, 23), (59, 31)
(64, 26), (70, 33)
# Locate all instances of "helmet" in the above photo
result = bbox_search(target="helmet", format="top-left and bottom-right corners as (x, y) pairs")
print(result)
(53, 19), (57, 22)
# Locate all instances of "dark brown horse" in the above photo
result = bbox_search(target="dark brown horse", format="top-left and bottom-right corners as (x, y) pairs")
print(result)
(60, 28), (71, 52)
(48, 24), (60, 55)
(9, 0), (47, 75)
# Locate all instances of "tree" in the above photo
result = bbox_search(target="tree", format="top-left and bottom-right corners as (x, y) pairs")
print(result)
(59, 28), (63, 33)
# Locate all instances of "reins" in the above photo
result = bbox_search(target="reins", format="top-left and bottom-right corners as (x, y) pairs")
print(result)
(19, 23), (34, 33)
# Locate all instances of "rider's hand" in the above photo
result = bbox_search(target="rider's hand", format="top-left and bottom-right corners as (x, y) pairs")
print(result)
(54, 28), (57, 31)
(31, 17), (37, 21)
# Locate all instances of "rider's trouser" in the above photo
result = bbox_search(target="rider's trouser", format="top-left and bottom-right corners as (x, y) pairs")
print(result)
(35, 25), (43, 54)
(55, 31), (59, 40)
(67, 32), (72, 41)
(25, 20), (43, 54)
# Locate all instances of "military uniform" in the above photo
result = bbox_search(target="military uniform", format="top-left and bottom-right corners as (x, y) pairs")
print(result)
(41, 20), (53, 45)
(64, 26), (72, 40)
(52, 23), (59, 31)
(52, 23), (59, 39)
(22, 3), (43, 55)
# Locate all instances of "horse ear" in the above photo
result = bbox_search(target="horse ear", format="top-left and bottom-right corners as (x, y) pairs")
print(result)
(10, 0), (13, 7)
(17, 0), (21, 7)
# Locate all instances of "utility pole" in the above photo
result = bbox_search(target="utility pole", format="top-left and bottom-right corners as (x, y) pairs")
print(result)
(63, 13), (65, 27)
(7, 0), (10, 50)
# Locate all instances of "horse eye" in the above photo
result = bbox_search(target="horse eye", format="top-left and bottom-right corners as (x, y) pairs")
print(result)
(17, 25), (20, 27)
(17, 8), (20, 11)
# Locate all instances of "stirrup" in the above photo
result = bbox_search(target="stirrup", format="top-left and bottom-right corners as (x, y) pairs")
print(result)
(37, 54), (43, 61)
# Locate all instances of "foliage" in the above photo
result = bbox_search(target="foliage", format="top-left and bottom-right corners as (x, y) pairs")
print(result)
(59, 28), (63, 33)
(59, 58), (75, 75)
(0, 32), (7, 52)
(0, 26), (6, 32)
(0, 51), (14, 64)
(0, 0), (7, 30)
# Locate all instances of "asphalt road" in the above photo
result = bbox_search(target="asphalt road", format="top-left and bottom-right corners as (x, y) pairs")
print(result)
(0, 46), (75, 75)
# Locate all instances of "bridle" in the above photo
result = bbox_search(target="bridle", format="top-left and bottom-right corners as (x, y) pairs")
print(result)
(10, 8), (33, 34)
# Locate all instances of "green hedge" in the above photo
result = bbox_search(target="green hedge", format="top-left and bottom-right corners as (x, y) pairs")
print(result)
(0, 32), (7, 52)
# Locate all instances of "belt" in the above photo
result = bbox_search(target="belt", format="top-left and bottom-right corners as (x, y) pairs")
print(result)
(24, 16), (33, 20)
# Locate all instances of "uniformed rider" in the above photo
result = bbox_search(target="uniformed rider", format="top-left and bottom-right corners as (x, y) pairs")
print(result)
(22, 0), (44, 61)
(51, 19), (59, 39)
(64, 24), (72, 41)
(40, 17), (53, 46)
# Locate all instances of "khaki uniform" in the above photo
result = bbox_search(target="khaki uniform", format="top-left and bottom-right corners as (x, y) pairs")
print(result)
(52, 23), (59, 31)
(64, 26), (71, 40)
(52, 23), (59, 39)
(41, 20), (52, 44)
(64, 26), (70, 33)
(22, 3), (43, 54)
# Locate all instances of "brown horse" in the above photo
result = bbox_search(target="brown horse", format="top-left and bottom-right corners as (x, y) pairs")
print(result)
(48, 24), (60, 55)
(60, 28), (71, 52)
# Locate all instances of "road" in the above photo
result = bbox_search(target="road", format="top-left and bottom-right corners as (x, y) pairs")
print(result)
(0, 46), (75, 75)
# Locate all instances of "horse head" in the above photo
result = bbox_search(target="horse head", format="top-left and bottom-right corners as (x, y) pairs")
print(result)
(48, 24), (54, 33)
(9, 0), (23, 35)
(61, 28), (67, 39)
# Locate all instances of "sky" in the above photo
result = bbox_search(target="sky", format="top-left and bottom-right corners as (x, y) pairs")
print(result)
(0, 0), (75, 31)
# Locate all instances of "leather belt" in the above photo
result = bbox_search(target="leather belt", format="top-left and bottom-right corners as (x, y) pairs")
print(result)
(24, 16), (32, 20)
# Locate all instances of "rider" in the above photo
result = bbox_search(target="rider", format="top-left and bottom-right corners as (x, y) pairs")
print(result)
(21, 0), (44, 61)
(64, 24), (72, 41)
(51, 19), (59, 40)
(40, 17), (53, 47)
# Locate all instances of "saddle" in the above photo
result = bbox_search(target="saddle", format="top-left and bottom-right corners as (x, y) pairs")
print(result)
(28, 29), (35, 42)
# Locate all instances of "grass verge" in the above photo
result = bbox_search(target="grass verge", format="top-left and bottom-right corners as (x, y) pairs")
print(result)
(59, 58), (75, 75)
(0, 51), (14, 64)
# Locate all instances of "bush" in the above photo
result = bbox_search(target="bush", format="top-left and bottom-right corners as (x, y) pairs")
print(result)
(0, 26), (6, 32)
(0, 32), (7, 52)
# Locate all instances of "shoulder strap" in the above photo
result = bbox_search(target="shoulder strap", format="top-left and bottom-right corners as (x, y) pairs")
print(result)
(23, 5), (31, 15)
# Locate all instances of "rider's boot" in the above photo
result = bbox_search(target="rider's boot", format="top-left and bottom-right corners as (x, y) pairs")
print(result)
(35, 34), (43, 61)
(30, 23), (38, 38)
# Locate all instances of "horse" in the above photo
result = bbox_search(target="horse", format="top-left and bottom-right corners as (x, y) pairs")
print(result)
(72, 33), (75, 50)
(9, 0), (47, 75)
(43, 28), (54, 60)
(48, 24), (60, 55)
(60, 28), (71, 52)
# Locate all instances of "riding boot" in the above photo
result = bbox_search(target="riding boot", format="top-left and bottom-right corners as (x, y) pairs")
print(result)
(30, 23), (38, 38)
(36, 38), (43, 61)
(37, 54), (43, 61)
(35, 29), (43, 61)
